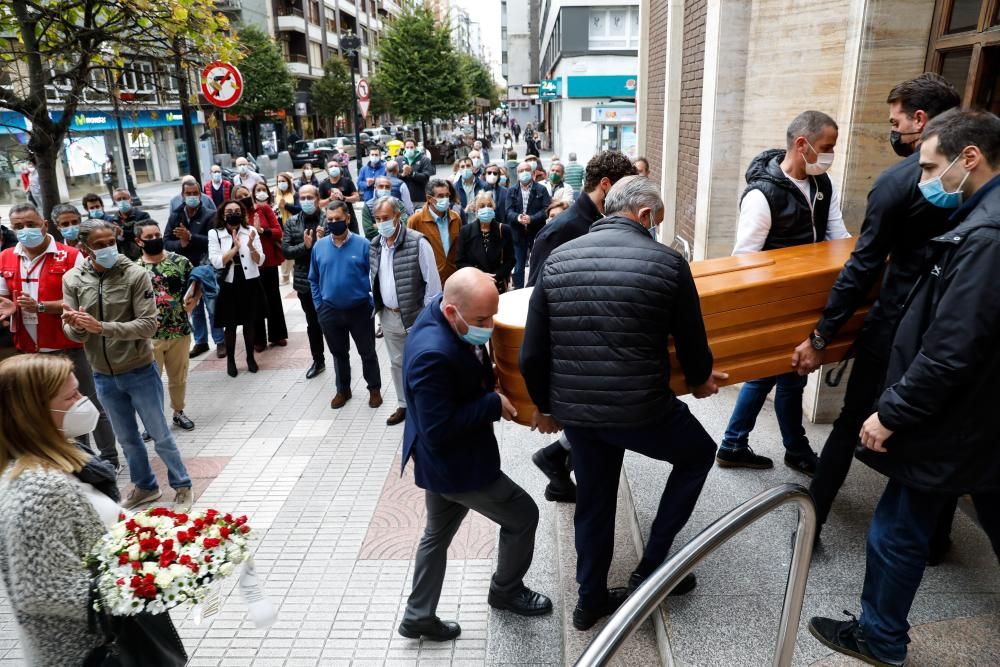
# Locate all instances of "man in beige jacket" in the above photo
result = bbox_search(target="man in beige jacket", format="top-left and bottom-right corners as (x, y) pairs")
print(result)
(62, 219), (193, 512)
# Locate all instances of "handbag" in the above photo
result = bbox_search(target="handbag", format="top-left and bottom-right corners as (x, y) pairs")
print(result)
(84, 579), (188, 667)
(212, 229), (231, 283)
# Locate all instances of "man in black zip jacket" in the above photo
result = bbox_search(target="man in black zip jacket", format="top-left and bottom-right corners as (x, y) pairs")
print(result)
(520, 176), (727, 631)
(809, 108), (1000, 667)
(791, 74), (961, 549)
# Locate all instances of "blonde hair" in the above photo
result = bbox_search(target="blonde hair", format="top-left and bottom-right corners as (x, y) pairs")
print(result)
(0, 355), (90, 478)
(473, 191), (496, 210)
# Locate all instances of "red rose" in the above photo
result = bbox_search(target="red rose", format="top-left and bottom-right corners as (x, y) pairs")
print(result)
(204, 554), (213, 563)
(173, 513), (189, 525)
(118, 553), (130, 565)
(159, 551), (176, 568)
(219, 527), (231, 539)
(130, 575), (142, 588)
(176, 531), (190, 544)
(178, 555), (192, 565)
(238, 525), (251, 534)
(161, 539), (174, 552)
(116, 578), (125, 586)
(202, 538), (221, 549)
(131, 562), (141, 571)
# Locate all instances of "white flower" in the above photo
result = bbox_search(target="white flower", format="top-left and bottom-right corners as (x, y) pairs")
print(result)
(219, 563), (234, 577)
(127, 544), (140, 561)
(154, 570), (176, 588)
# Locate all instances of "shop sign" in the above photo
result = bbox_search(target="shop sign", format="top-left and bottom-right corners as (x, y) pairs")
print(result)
(592, 106), (637, 123)
(539, 79), (561, 100)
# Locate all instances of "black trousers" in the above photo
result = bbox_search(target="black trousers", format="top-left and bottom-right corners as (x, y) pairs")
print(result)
(810, 338), (890, 526)
(255, 266), (289, 345)
(296, 290), (326, 365)
(565, 399), (716, 608)
(316, 301), (381, 394)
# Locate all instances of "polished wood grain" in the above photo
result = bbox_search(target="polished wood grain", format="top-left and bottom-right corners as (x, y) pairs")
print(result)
(492, 238), (876, 427)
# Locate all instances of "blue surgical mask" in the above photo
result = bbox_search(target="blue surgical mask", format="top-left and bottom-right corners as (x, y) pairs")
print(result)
(455, 309), (493, 346)
(377, 220), (397, 238)
(518, 171), (532, 184)
(462, 168), (473, 180)
(92, 246), (119, 269)
(184, 195), (200, 208)
(116, 200), (132, 214)
(918, 155), (970, 209)
(499, 176), (508, 186)
(15, 227), (45, 248)
(60, 225), (80, 241)
(88, 208), (104, 219)
(434, 197), (450, 213)
(404, 148), (416, 160)
(238, 165), (248, 174)
(211, 172), (222, 183)
(329, 167), (341, 179)
(477, 208), (496, 223)
(375, 188), (391, 199)
(300, 199), (317, 215)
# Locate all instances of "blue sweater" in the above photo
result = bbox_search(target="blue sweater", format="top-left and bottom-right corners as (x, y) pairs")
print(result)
(308, 233), (372, 310)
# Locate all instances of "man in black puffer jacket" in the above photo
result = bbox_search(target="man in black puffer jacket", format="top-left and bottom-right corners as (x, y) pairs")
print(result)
(520, 176), (727, 631)
(281, 184), (327, 380)
(809, 109), (1000, 667)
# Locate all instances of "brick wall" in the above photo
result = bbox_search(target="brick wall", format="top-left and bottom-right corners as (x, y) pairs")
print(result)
(643, 1), (670, 182)
(675, 0), (707, 245)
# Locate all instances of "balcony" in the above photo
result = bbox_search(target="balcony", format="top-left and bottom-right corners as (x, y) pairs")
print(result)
(214, 0), (241, 11)
(276, 4), (307, 33)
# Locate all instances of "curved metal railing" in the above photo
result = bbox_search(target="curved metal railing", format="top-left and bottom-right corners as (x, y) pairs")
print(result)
(576, 483), (816, 667)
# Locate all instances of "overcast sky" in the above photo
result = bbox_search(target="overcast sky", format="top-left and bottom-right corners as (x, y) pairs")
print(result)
(451, 0), (503, 83)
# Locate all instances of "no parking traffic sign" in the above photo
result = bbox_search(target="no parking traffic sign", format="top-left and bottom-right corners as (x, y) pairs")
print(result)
(201, 61), (244, 108)
(357, 78), (370, 117)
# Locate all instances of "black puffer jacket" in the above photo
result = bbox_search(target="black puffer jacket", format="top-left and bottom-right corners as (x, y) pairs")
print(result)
(816, 151), (956, 350)
(280, 210), (323, 295)
(519, 216), (714, 429)
(859, 177), (1000, 494)
(741, 149), (832, 250)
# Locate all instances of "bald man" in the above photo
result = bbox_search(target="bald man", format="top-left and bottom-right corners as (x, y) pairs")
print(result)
(398, 268), (551, 641)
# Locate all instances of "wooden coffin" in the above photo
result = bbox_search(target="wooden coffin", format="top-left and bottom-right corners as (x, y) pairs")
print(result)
(492, 238), (877, 427)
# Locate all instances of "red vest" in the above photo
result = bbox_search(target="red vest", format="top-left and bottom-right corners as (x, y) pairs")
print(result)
(0, 242), (82, 352)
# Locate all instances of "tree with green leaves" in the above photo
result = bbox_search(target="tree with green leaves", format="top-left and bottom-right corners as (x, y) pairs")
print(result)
(458, 54), (499, 110)
(375, 5), (466, 137)
(0, 0), (240, 220)
(230, 26), (295, 144)
(311, 55), (353, 134)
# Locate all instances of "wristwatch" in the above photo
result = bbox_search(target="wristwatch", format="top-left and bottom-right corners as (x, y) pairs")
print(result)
(809, 330), (827, 351)
(37, 302), (46, 314)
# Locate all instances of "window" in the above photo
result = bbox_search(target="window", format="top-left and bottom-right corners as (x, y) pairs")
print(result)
(927, 0), (1000, 110)
(589, 6), (640, 50)
(309, 41), (323, 66)
(308, 0), (320, 24)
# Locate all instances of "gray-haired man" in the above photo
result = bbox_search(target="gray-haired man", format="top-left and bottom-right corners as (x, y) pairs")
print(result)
(369, 196), (442, 425)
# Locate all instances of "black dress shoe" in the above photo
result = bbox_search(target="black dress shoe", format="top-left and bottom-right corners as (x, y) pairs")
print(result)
(397, 617), (461, 642)
(627, 571), (697, 596)
(784, 451), (819, 477)
(573, 587), (630, 631)
(533, 445), (577, 502)
(305, 362), (325, 379)
(544, 479), (577, 503)
(487, 587), (553, 617)
(189, 342), (209, 358)
(808, 614), (904, 666)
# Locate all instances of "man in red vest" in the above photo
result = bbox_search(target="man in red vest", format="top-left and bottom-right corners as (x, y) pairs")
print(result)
(0, 203), (120, 468)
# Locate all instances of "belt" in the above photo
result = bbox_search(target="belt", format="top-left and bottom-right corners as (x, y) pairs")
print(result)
(384, 306), (401, 313)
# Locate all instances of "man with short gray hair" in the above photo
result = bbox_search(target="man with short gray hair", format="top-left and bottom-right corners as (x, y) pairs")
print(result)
(369, 195), (441, 426)
(718, 110), (851, 476)
(520, 175), (726, 630)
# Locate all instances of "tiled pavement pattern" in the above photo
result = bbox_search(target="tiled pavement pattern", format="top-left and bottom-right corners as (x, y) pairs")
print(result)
(0, 184), (997, 664)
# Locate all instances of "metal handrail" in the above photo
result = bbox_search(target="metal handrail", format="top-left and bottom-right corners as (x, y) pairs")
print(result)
(576, 483), (816, 667)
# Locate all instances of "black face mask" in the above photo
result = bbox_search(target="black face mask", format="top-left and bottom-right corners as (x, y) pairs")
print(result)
(326, 219), (348, 236)
(141, 238), (164, 255)
(238, 196), (253, 210)
(224, 213), (243, 228)
(889, 130), (917, 158)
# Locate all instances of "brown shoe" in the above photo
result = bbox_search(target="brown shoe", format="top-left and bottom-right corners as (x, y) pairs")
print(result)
(272, 339), (288, 347)
(369, 390), (383, 408)
(330, 391), (352, 409)
(386, 407), (406, 426)
(253, 343), (266, 354)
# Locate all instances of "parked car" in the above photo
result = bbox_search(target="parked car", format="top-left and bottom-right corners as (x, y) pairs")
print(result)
(356, 132), (377, 152)
(327, 137), (357, 158)
(291, 139), (337, 167)
(364, 128), (391, 146)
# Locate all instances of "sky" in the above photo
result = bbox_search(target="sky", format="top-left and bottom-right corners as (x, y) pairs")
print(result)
(451, 0), (503, 84)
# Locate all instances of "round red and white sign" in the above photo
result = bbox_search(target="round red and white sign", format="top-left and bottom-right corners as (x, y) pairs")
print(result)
(201, 61), (244, 108)
(357, 78), (370, 101)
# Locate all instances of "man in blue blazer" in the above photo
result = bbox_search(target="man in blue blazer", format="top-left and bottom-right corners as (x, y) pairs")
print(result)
(398, 268), (552, 641)
(505, 161), (551, 288)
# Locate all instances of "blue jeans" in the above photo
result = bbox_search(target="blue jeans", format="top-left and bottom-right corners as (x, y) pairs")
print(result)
(565, 399), (716, 608)
(720, 372), (812, 458)
(511, 229), (530, 289)
(191, 293), (224, 346)
(94, 363), (191, 491)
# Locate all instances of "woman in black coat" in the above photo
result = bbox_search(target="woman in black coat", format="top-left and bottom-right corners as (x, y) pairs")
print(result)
(456, 190), (515, 293)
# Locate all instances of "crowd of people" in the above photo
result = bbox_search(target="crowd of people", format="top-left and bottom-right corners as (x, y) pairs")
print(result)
(0, 72), (998, 666)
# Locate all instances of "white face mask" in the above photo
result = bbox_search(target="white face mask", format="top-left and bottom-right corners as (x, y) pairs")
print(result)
(255, 191), (269, 202)
(804, 141), (834, 176)
(52, 396), (100, 438)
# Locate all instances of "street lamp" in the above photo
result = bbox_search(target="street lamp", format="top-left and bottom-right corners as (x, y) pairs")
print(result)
(340, 32), (363, 174)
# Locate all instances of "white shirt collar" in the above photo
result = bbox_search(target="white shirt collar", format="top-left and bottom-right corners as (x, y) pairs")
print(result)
(14, 235), (57, 257)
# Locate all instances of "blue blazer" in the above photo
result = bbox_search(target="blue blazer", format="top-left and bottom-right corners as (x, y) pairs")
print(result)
(505, 181), (551, 240)
(402, 295), (502, 494)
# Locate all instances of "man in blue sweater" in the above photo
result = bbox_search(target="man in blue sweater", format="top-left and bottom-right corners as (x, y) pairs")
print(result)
(309, 201), (383, 410)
